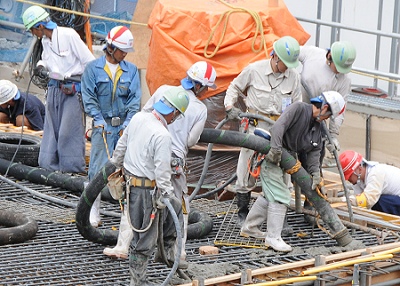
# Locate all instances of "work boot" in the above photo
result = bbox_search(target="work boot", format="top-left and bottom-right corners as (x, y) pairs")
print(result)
(236, 192), (251, 224)
(265, 202), (292, 252)
(89, 194), (101, 227)
(103, 208), (133, 259)
(240, 196), (268, 239)
(281, 213), (294, 237)
(130, 253), (149, 286)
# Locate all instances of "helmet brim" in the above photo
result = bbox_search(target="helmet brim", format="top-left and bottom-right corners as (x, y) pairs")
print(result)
(181, 78), (194, 90)
(335, 65), (352, 74)
(153, 100), (175, 115)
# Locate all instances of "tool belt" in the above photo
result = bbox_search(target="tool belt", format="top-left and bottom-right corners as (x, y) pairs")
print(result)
(128, 175), (156, 189)
(247, 108), (280, 123)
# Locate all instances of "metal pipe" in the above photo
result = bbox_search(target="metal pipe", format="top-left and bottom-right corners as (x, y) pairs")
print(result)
(247, 276), (317, 286)
(365, 115), (371, 160)
(388, 0), (400, 97)
(13, 37), (37, 82)
(374, 0), (384, 88)
(0, 19), (25, 30)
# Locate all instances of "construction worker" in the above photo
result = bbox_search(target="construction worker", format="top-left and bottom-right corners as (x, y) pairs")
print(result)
(339, 150), (400, 215)
(299, 41), (356, 152)
(81, 26), (141, 228)
(224, 36), (302, 224)
(103, 61), (216, 269)
(241, 91), (346, 252)
(0, 79), (45, 131)
(110, 86), (189, 285)
(22, 5), (95, 173)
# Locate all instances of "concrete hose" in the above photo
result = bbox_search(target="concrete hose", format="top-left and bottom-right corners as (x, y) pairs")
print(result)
(0, 209), (38, 245)
(198, 128), (353, 246)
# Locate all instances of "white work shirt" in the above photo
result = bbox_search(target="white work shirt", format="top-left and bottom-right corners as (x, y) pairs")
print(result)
(298, 45), (351, 128)
(224, 59), (302, 115)
(143, 85), (207, 159)
(37, 26), (95, 77)
(111, 111), (174, 195)
(353, 161), (400, 208)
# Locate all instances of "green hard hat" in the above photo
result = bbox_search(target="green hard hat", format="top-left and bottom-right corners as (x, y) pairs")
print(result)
(164, 86), (190, 115)
(273, 36), (300, 68)
(22, 5), (49, 31)
(330, 41), (356, 74)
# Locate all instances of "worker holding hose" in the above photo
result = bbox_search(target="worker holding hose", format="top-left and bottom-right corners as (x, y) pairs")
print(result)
(223, 36), (302, 225)
(81, 26), (142, 228)
(109, 86), (189, 285)
(103, 61), (217, 269)
(22, 5), (95, 173)
(242, 91), (346, 252)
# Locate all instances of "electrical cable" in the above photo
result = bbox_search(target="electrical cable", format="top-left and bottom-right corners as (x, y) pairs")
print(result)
(46, 0), (88, 31)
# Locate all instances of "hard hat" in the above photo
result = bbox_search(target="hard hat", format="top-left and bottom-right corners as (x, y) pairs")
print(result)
(0, 80), (18, 105)
(310, 91), (346, 118)
(339, 150), (363, 180)
(181, 61), (217, 89)
(106, 26), (134, 53)
(22, 5), (50, 31)
(272, 36), (300, 68)
(153, 86), (189, 116)
(330, 41), (356, 74)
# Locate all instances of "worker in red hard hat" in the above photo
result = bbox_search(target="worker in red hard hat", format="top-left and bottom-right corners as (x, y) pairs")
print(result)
(339, 150), (400, 215)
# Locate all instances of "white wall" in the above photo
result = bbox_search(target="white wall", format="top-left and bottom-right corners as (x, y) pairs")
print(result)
(284, 0), (399, 96)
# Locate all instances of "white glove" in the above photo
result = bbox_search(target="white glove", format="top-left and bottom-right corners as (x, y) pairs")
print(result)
(311, 172), (321, 190)
(331, 136), (340, 151)
(265, 147), (282, 165)
(226, 107), (241, 120)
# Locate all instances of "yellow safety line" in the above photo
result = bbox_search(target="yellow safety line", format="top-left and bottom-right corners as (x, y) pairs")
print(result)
(248, 275), (317, 286)
(16, 0), (147, 27)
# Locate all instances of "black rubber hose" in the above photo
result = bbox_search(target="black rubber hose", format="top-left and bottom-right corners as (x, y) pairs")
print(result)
(0, 209), (38, 245)
(75, 161), (118, 245)
(0, 158), (86, 194)
(198, 128), (353, 246)
(187, 208), (214, 239)
(192, 173), (237, 200)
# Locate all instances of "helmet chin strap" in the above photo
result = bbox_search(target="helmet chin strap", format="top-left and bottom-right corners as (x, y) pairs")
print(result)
(106, 45), (119, 63)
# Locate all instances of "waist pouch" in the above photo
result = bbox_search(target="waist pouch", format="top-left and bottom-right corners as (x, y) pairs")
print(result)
(60, 82), (81, 95)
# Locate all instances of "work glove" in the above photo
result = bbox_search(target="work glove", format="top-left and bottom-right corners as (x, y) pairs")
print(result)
(225, 107), (242, 120)
(326, 135), (340, 153)
(33, 65), (47, 78)
(311, 171), (324, 191)
(265, 147), (282, 165)
(156, 192), (180, 209)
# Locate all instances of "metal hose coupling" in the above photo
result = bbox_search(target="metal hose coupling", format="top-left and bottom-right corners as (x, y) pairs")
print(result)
(333, 227), (353, 246)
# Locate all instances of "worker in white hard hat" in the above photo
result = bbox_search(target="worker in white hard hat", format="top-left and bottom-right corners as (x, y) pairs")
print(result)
(110, 87), (189, 285)
(103, 61), (217, 270)
(0, 79), (45, 131)
(339, 150), (400, 215)
(299, 41), (357, 153)
(81, 25), (142, 228)
(22, 5), (95, 173)
(223, 36), (302, 226)
(241, 91), (346, 253)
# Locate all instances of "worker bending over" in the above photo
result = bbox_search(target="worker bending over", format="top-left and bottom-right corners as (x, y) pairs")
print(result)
(340, 150), (400, 215)
(0, 79), (45, 131)
(241, 91), (346, 252)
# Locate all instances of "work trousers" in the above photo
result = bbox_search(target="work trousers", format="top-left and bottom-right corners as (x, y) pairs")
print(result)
(39, 86), (85, 173)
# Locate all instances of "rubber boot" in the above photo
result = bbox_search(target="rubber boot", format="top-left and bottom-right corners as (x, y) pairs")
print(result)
(89, 194), (101, 227)
(129, 253), (149, 286)
(103, 208), (133, 259)
(281, 213), (294, 237)
(240, 196), (268, 239)
(265, 202), (292, 252)
(236, 192), (251, 224)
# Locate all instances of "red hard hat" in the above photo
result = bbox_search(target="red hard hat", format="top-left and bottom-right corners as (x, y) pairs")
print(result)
(339, 150), (363, 180)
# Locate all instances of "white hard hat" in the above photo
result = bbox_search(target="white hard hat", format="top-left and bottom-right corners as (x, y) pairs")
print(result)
(106, 26), (134, 53)
(182, 61), (217, 89)
(322, 91), (346, 118)
(0, 80), (18, 105)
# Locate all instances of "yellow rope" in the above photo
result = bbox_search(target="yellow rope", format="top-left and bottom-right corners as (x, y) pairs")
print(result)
(204, 0), (268, 59)
(285, 160), (302, 175)
(16, 0), (147, 27)
(351, 69), (400, 85)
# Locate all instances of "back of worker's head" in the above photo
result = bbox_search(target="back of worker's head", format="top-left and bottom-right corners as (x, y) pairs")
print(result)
(328, 41), (356, 74)
(181, 61), (217, 95)
(22, 5), (56, 31)
(310, 91), (346, 118)
(272, 36), (300, 68)
(339, 150), (363, 180)
(105, 26), (134, 53)
(0, 80), (19, 105)
(153, 86), (190, 116)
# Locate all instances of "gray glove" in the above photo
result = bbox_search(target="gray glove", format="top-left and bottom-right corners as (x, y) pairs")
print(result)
(311, 172), (321, 190)
(326, 135), (340, 153)
(265, 147), (282, 165)
(226, 107), (241, 120)
(156, 192), (181, 209)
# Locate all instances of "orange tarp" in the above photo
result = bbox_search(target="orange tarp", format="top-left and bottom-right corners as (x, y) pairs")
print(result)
(146, 0), (310, 99)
